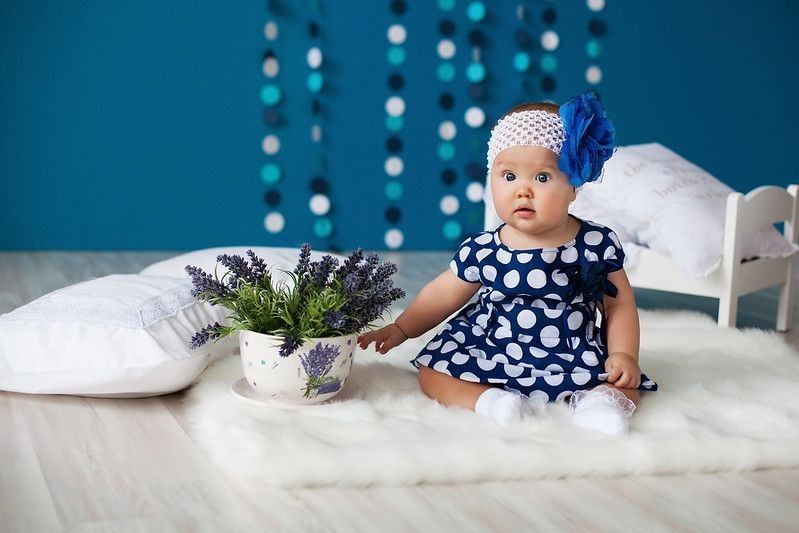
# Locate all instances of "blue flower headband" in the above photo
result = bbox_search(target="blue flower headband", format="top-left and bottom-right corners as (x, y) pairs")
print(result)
(486, 91), (616, 187)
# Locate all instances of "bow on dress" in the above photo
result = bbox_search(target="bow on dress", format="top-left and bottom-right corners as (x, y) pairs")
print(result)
(559, 257), (622, 350)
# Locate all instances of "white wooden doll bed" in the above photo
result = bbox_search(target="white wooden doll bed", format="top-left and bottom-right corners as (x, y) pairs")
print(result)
(624, 185), (799, 331)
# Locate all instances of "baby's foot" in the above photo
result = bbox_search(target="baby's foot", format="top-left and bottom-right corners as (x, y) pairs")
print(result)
(569, 386), (636, 436)
(475, 387), (524, 425)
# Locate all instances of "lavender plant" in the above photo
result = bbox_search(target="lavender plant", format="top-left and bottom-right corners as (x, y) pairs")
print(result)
(185, 245), (405, 358)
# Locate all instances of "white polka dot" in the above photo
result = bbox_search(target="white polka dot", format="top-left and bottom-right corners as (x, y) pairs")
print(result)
(545, 364), (564, 374)
(503, 364), (524, 378)
(567, 311), (584, 330)
(488, 377), (508, 384)
(482, 265), (497, 282)
(581, 351), (599, 366)
(540, 30), (560, 51)
(572, 372), (591, 386)
(552, 270), (569, 286)
(587, 0), (605, 12)
(464, 106), (485, 128)
(263, 21), (278, 41)
(387, 23), (407, 44)
(441, 341), (458, 354)
(471, 326), (484, 337)
(264, 212), (285, 233)
(556, 390), (573, 402)
(466, 182), (484, 203)
(385, 229), (404, 249)
(415, 353), (432, 366)
(495, 248), (512, 264)
(516, 376), (537, 387)
(426, 339), (442, 351)
(541, 250), (557, 263)
(608, 231), (621, 247)
(262, 57), (279, 77)
(503, 270), (520, 288)
(440, 194), (459, 215)
(529, 390), (549, 404)
(470, 347), (487, 358)
(544, 373), (564, 386)
(506, 343), (523, 360)
(530, 346), (549, 358)
(261, 134), (280, 155)
(451, 331), (466, 344)
(476, 248), (492, 262)
(451, 352), (470, 365)
(459, 371), (479, 382)
(604, 246), (617, 260)
(518, 334), (533, 343)
(438, 120), (457, 140)
(306, 47), (323, 69)
(586, 65), (602, 85)
(517, 310), (536, 329)
(437, 39), (456, 59)
(384, 156), (404, 176)
(385, 96), (405, 117)
(540, 326), (560, 346)
(560, 247), (578, 263)
(309, 194), (330, 215)
(474, 233), (493, 245)
(585, 251), (599, 262)
(492, 353), (509, 365)
(584, 231), (603, 246)
(527, 269), (547, 288)
(543, 307), (562, 319)
(458, 245), (470, 263)
(556, 352), (575, 363)
(545, 293), (562, 302)
(476, 358), (496, 371)
(433, 360), (450, 374)
(464, 266), (480, 282)
(517, 253), (533, 263)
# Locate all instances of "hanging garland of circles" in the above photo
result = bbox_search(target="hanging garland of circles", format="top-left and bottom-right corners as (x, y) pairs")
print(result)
(462, 1), (489, 237)
(261, 9), (285, 235)
(383, 0), (408, 250)
(539, 2), (560, 96)
(512, 3), (534, 101)
(435, 0), (461, 246)
(586, 0), (607, 95)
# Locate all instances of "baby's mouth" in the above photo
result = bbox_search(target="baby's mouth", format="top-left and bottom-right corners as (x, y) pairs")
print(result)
(515, 207), (535, 213)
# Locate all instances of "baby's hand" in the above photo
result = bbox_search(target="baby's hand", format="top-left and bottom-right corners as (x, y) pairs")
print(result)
(357, 323), (408, 355)
(604, 352), (641, 389)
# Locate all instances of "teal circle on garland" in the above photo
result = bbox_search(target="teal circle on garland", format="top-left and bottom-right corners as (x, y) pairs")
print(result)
(466, 2), (486, 22)
(313, 217), (333, 238)
(540, 54), (558, 74)
(437, 142), (456, 161)
(385, 115), (404, 132)
(437, 0), (456, 12)
(586, 39), (602, 59)
(260, 163), (282, 185)
(259, 84), (282, 106)
(466, 62), (486, 83)
(437, 62), (456, 82)
(384, 180), (403, 201)
(513, 51), (531, 72)
(307, 72), (324, 93)
(387, 46), (406, 66)
(443, 220), (462, 240)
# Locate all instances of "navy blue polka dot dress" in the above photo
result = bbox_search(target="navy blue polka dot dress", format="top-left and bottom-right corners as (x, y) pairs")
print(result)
(411, 215), (658, 404)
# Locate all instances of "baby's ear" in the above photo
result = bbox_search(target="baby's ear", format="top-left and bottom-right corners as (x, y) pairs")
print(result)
(570, 186), (578, 202)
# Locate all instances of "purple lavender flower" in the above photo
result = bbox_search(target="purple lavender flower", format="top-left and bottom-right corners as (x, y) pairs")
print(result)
(324, 310), (346, 329)
(279, 334), (302, 358)
(188, 322), (223, 349)
(184, 265), (230, 300)
(299, 342), (340, 378)
(217, 253), (257, 286)
(294, 244), (312, 277)
(246, 249), (268, 281)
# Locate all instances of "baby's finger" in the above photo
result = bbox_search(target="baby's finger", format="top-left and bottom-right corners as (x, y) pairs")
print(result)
(615, 372), (630, 388)
(606, 367), (622, 383)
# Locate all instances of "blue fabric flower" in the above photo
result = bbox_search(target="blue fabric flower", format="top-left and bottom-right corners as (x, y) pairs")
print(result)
(558, 92), (616, 187)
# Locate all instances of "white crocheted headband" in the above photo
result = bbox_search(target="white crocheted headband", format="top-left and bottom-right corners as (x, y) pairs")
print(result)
(486, 110), (566, 174)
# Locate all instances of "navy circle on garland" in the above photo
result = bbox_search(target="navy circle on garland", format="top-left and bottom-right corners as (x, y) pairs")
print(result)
(589, 18), (607, 36)
(541, 75), (556, 93)
(441, 168), (456, 185)
(386, 136), (403, 152)
(439, 92), (455, 109)
(515, 29), (532, 47)
(469, 84), (486, 100)
(310, 177), (330, 194)
(262, 109), (281, 126)
(468, 29), (486, 46)
(264, 189), (281, 206)
(388, 73), (404, 90)
(385, 206), (401, 223)
(311, 99), (321, 115)
(309, 21), (319, 38)
(390, 0), (407, 15)
(439, 19), (456, 36)
(543, 7), (557, 25)
(263, 49), (275, 60)
(466, 162), (483, 179)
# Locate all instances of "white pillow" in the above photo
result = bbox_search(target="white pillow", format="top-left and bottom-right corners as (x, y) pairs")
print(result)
(0, 275), (235, 397)
(572, 143), (798, 278)
(140, 246), (346, 285)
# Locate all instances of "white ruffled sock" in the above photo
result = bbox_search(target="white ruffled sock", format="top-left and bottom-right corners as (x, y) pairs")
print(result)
(570, 385), (636, 436)
(475, 387), (532, 425)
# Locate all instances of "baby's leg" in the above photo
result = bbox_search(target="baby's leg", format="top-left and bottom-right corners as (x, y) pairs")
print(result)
(418, 366), (532, 425)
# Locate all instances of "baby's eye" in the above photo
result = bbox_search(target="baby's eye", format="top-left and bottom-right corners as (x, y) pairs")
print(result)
(536, 172), (551, 183)
(503, 171), (516, 182)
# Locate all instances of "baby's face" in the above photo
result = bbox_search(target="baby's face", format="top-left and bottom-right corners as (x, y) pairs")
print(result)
(490, 145), (576, 237)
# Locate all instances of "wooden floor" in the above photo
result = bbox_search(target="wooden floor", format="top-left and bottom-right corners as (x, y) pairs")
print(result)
(2, 250), (799, 532)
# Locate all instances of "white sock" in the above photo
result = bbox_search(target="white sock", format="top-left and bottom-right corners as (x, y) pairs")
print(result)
(570, 386), (635, 436)
(475, 387), (524, 425)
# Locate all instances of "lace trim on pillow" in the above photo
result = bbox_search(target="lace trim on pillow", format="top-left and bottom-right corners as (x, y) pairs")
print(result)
(569, 385), (636, 417)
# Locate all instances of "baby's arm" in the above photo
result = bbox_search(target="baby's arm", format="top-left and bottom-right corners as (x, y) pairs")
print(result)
(602, 268), (641, 388)
(357, 269), (481, 354)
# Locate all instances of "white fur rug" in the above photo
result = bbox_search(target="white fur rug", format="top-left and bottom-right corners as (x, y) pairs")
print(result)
(185, 309), (799, 488)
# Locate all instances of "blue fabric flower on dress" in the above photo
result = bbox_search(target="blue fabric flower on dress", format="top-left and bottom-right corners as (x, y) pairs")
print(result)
(558, 92), (616, 187)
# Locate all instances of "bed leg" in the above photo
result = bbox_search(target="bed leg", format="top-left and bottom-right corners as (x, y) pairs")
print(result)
(718, 293), (738, 328)
(777, 280), (794, 332)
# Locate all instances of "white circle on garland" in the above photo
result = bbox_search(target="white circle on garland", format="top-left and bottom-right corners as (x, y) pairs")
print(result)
(384, 156), (404, 177)
(437, 39), (456, 60)
(385, 96), (406, 117)
(587, 0), (606, 12)
(261, 134), (280, 155)
(307, 47), (323, 69)
(466, 182), (484, 203)
(387, 23), (407, 44)
(586, 65), (603, 85)
(440, 195), (460, 215)
(540, 30), (560, 51)
(464, 106), (485, 128)
(385, 228), (404, 249)
(309, 194), (330, 216)
(264, 212), (285, 233)
(311, 124), (322, 142)
(262, 57), (279, 78)
(263, 21), (278, 41)
(438, 120), (457, 141)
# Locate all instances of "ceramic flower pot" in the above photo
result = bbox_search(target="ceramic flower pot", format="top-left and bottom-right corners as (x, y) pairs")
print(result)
(238, 330), (356, 406)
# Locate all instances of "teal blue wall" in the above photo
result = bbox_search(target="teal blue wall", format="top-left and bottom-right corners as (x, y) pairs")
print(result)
(1, 1), (796, 251)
